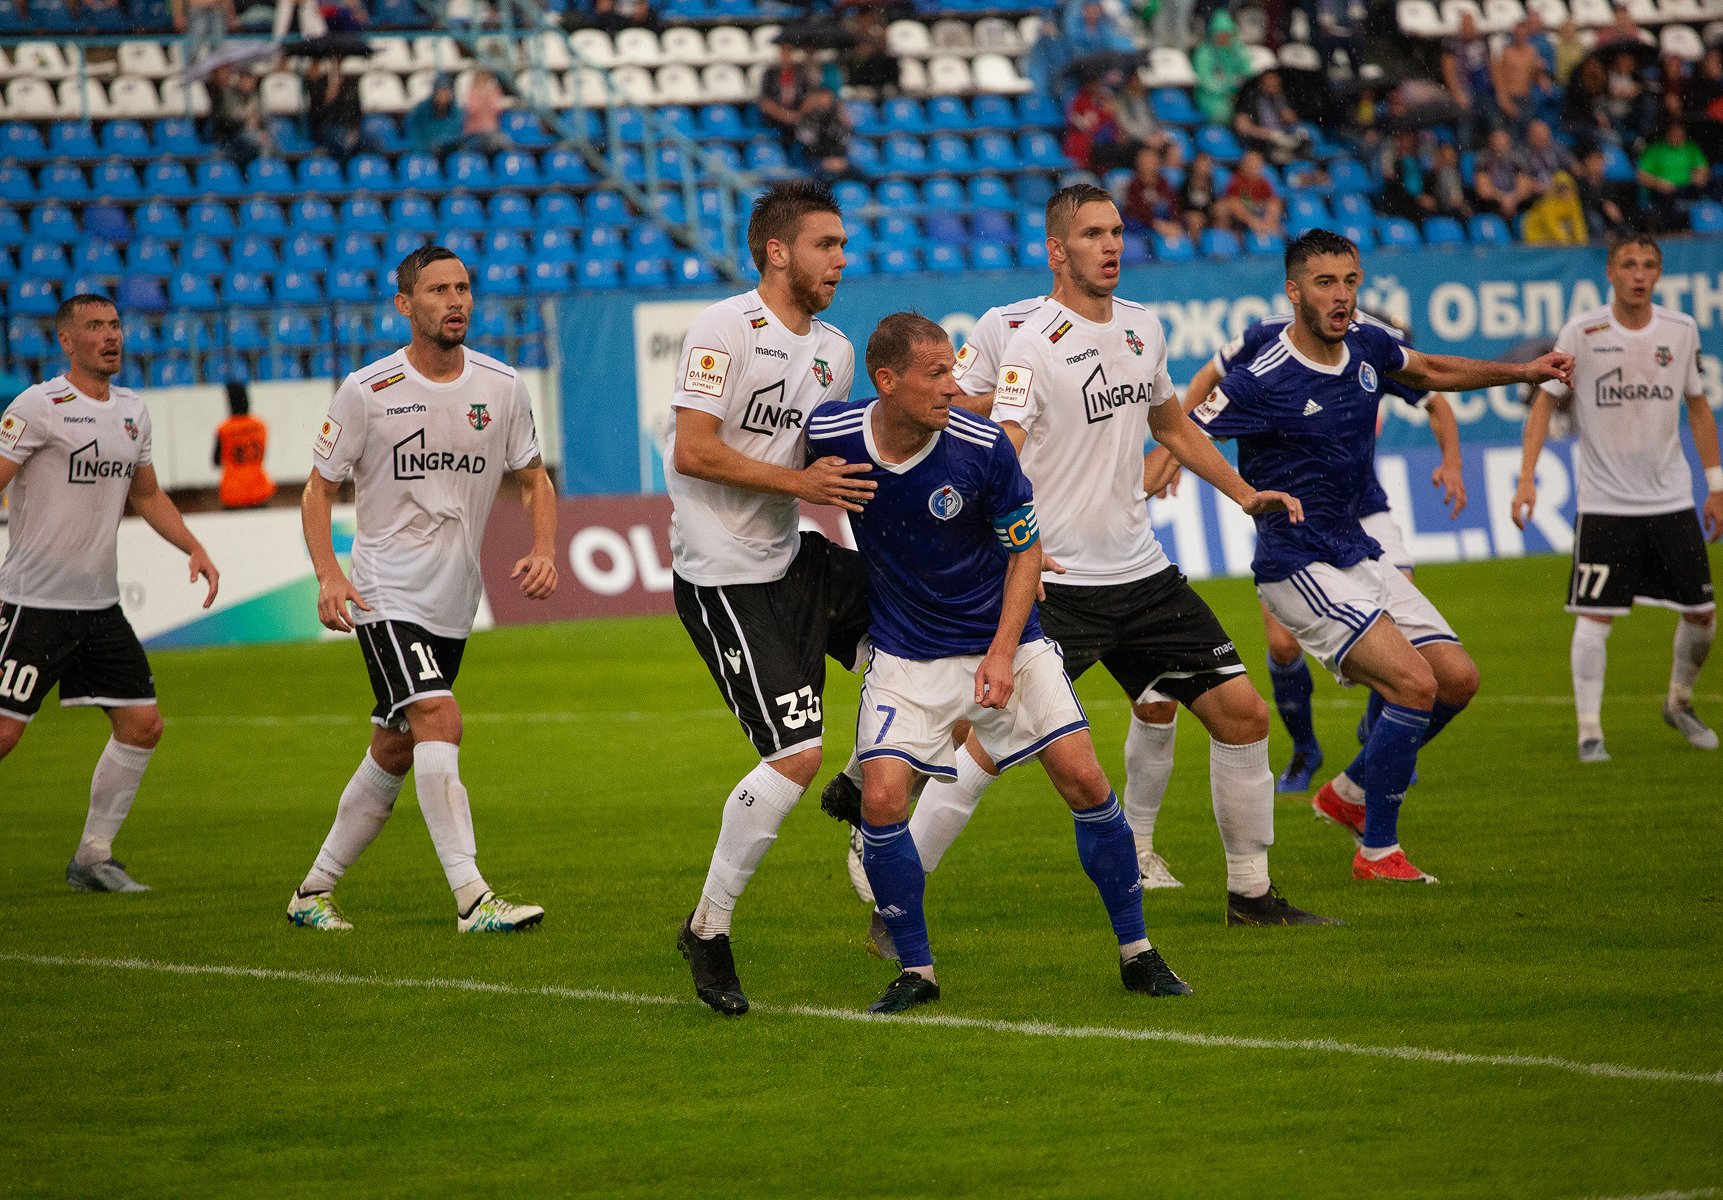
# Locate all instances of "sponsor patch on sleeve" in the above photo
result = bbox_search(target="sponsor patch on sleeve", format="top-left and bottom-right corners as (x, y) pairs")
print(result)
(1583, 322), (1612, 335)
(749, 316), (769, 329)
(0, 411), (25, 451)
(1048, 321), (1072, 343)
(952, 340), (975, 379)
(683, 347), (732, 398)
(50, 393), (75, 405)
(313, 415), (342, 460)
(994, 366), (1033, 409)
(370, 372), (406, 392)
(1192, 389), (1230, 425)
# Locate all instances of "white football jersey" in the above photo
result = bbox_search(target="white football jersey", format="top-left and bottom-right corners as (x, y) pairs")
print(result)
(1542, 304), (1706, 516)
(993, 299), (1178, 586)
(666, 290), (854, 587)
(314, 348), (540, 639)
(0, 376), (151, 610)
(953, 296), (1046, 397)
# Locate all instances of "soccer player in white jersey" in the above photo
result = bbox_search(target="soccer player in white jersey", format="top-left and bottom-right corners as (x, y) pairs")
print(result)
(949, 295), (1047, 418)
(0, 294), (219, 893)
(902, 184), (1339, 928)
(667, 181), (876, 1016)
(288, 246), (559, 933)
(1512, 234), (1722, 761)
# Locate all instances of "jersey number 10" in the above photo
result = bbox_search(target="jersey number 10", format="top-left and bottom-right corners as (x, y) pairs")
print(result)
(0, 659), (39, 703)
(409, 642), (443, 682)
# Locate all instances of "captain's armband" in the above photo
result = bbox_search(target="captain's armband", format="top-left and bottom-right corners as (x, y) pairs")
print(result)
(992, 503), (1040, 553)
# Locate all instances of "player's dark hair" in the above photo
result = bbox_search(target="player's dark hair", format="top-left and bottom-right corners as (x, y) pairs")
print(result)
(1605, 231), (1661, 266)
(747, 179), (842, 272)
(54, 293), (116, 332)
(226, 381), (249, 417)
(866, 311), (949, 386)
(1284, 228), (1359, 280)
(396, 245), (466, 297)
(1045, 183), (1115, 241)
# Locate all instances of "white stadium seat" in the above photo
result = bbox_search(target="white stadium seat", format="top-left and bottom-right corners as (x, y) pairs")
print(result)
(704, 25), (752, 65)
(261, 71), (302, 115)
(1525, 0), (1570, 26)
(970, 53), (1031, 93)
(1660, 22), (1705, 54)
(1707, 18), (1723, 44)
(528, 31), (573, 72)
(932, 19), (975, 53)
(927, 54), (973, 93)
(568, 67), (607, 106)
(1440, 0), (1487, 31)
(1145, 46), (1198, 86)
(700, 62), (748, 101)
(614, 28), (665, 67)
(886, 19), (933, 55)
(1570, 0), (1613, 25)
(656, 63), (704, 103)
(896, 56), (930, 94)
(1657, 0), (1703, 18)
(359, 69), (411, 113)
(608, 65), (658, 105)
(366, 37), (414, 73)
(1246, 43), (1279, 73)
(403, 67), (437, 107)
(972, 17), (1023, 53)
(1622, 0), (1660, 21)
(1278, 41), (1324, 69)
(117, 40), (177, 79)
(158, 77), (211, 116)
(1018, 14), (1043, 44)
(1702, 0), (1723, 18)
(661, 27), (709, 65)
(57, 78), (110, 117)
(569, 28), (617, 68)
(12, 42), (73, 79)
(1482, 0), (1526, 30)
(107, 74), (161, 116)
(515, 68), (572, 108)
(411, 36), (469, 71)
(1289, 8), (1310, 40)
(4, 77), (57, 116)
(1398, 0), (1451, 35)
(751, 25), (783, 62)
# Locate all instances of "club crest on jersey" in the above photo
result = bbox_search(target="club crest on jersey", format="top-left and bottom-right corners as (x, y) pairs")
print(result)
(749, 316), (769, 329)
(1655, 345), (1672, 367)
(1125, 330), (1144, 356)
(124, 417), (138, 441)
(811, 358), (833, 387)
(467, 403), (492, 431)
(928, 484), (964, 520)
(1048, 321), (1072, 343)
(371, 372), (406, 392)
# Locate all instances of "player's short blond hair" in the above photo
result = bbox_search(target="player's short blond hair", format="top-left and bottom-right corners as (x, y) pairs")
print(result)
(1045, 183), (1115, 242)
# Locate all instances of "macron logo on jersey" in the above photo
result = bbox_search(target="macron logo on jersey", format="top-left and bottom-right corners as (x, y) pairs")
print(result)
(739, 381), (805, 436)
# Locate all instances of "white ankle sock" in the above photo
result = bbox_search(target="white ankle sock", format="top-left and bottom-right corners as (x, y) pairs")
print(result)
(1361, 842), (1400, 862)
(1121, 713), (1176, 856)
(1210, 737), (1274, 897)
(301, 751), (406, 894)
(454, 880), (490, 913)
(907, 746), (997, 872)
(693, 761), (805, 937)
(1332, 770), (1365, 805)
(1669, 619), (1714, 707)
(1572, 618), (1611, 742)
(412, 741), (485, 895)
(77, 737), (154, 866)
(1119, 938), (1151, 959)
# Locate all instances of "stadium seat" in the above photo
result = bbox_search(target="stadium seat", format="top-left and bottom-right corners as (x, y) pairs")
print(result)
(233, 199), (284, 239)
(500, 110), (553, 147)
(745, 141), (791, 176)
(41, 161), (90, 200)
(875, 180), (920, 210)
(542, 149), (595, 187)
(1114, 233), (1146, 266)
(245, 156), (295, 196)
(926, 212), (968, 245)
(440, 230), (480, 262)
(186, 202), (235, 239)
(925, 242), (961, 272)
(225, 271), (270, 305)
(440, 194), (488, 232)
(1333, 193), (1374, 221)
(23, 240), (71, 280)
(923, 177), (965, 213)
(1288, 194), (1328, 223)
(584, 225), (625, 257)
(335, 233), (382, 269)
(326, 268), (374, 302)
(877, 247), (921, 274)
(1153, 231), (1196, 262)
(883, 137), (929, 175)
(0, 206), (23, 247)
(1019, 132), (1069, 170)
(162, 313), (210, 354)
(397, 153), (443, 187)
(927, 96), (973, 131)
(389, 195), (437, 232)
(876, 215), (923, 250)
(71, 237), (122, 276)
(194, 159), (243, 196)
(182, 235), (228, 273)
(1195, 126), (1243, 163)
(1691, 200), (1723, 233)
(536, 227), (580, 263)
(448, 151), (492, 188)
(698, 103), (746, 140)
(168, 271), (218, 309)
(481, 191), (530, 231)
(362, 113), (407, 152)
(346, 153), (392, 190)
(151, 357), (196, 387)
(578, 258), (621, 290)
(481, 230), (529, 266)
(48, 121), (99, 158)
(1468, 213), (1511, 245)
(832, 180), (872, 212)
(0, 122), (47, 160)
(1421, 215), (1467, 244)
(929, 136), (975, 172)
(284, 198), (337, 237)
(233, 232), (280, 272)
(255, 354), (306, 381)
(970, 240), (1013, 270)
(536, 192), (582, 227)
(881, 97), (928, 134)
(495, 151), (542, 187)
(971, 95), (1014, 129)
(1243, 230), (1284, 256)
(28, 204), (78, 240)
(0, 164), (36, 202)
(671, 253), (718, 287)
(1378, 217), (1422, 248)
(1200, 229), (1240, 260)
(82, 203), (131, 243)
(1329, 159), (1375, 194)
(1016, 94), (1060, 128)
(337, 196), (387, 234)
(285, 232), (331, 271)
(143, 159), (193, 198)
(8, 320), (50, 359)
(1152, 88), (1203, 125)
(1339, 222), (1378, 250)
(586, 191), (629, 227)
(117, 274), (166, 312)
(385, 229), (427, 260)
(125, 236), (175, 273)
(620, 254), (663, 289)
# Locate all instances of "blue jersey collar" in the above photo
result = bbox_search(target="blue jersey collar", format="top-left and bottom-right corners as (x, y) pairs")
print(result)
(861, 399), (943, 475)
(1277, 327), (1350, 376)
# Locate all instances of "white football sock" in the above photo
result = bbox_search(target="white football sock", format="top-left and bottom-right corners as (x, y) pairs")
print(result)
(692, 761), (805, 937)
(1332, 770), (1365, 805)
(1360, 842), (1400, 862)
(907, 746), (998, 872)
(1210, 737), (1274, 898)
(1121, 713), (1176, 855)
(1669, 618), (1714, 707)
(76, 737), (153, 866)
(1572, 618), (1611, 742)
(1119, 938), (1151, 959)
(301, 751), (406, 894)
(412, 740), (485, 895)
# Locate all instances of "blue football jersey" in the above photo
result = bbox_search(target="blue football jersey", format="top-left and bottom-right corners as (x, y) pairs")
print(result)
(1214, 311), (1431, 520)
(806, 399), (1042, 660)
(1193, 321), (1412, 583)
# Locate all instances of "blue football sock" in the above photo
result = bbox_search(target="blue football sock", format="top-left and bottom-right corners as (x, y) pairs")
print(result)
(1420, 699), (1467, 747)
(1361, 689), (1386, 741)
(860, 818), (932, 969)
(1072, 794), (1147, 947)
(1358, 703), (1431, 848)
(1266, 653), (1319, 750)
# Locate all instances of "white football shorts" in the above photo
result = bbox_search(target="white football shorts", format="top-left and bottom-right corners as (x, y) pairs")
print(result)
(1361, 509), (1414, 574)
(1257, 557), (1459, 685)
(856, 638), (1089, 778)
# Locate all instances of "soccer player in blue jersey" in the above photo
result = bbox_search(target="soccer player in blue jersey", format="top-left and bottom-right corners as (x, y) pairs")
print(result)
(1152, 311), (1469, 794)
(806, 312), (1195, 1013)
(1192, 230), (1572, 883)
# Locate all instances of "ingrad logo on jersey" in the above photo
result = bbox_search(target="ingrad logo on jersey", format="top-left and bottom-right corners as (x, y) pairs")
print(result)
(1081, 364), (1155, 424)
(467, 403), (491, 431)
(1594, 365), (1675, 407)
(393, 428), (486, 480)
(67, 439), (137, 485)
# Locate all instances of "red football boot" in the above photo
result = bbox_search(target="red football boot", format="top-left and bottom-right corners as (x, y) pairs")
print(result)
(1352, 848), (1439, 883)
(1312, 779), (1366, 841)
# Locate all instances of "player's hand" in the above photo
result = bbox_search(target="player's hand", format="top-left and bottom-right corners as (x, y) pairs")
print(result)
(800, 457), (876, 512)
(1241, 489), (1304, 523)
(1510, 479), (1538, 530)
(1703, 490), (1723, 543)
(1433, 458), (1468, 517)
(187, 547), (220, 609)
(1521, 352), (1574, 389)
(317, 572), (369, 632)
(1143, 445), (1180, 498)
(512, 552), (558, 599)
(1036, 547), (1065, 602)
(975, 650), (1015, 710)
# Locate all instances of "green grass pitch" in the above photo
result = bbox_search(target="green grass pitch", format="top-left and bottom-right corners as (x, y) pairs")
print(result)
(2, 551), (1720, 1199)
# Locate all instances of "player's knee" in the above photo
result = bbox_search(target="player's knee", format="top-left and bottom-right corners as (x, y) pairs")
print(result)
(1264, 627), (1301, 665)
(113, 706), (163, 749)
(860, 780), (909, 825)
(1684, 611), (1714, 629)
(0, 718), (23, 758)
(1212, 684), (1271, 743)
(769, 746), (822, 790)
(1437, 653), (1481, 707)
(1132, 700), (1177, 724)
(1394, 660), (1439, 710)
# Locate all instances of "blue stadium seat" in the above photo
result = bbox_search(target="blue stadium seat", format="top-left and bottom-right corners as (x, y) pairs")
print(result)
(168, 271), (218, 308)
(970, 240), (1013, 270)
(482, 191), (530, 231)
(126, 236), (175, 273)
(1120, 233), (1151, 265)
(41, 161), (90, 200)
(745, 141), (790, 175)
(1601, 144), (1634, 183)
(832, 180), (871, 211)
(385, 229), (427, 261)
(578, 257), (621, 290)
(495, 151), (542, 187)
(970, 210), (1013, 243)
(334, 232), (381, 268)
(440, 194), (487, 231)
(1152, 88), (1202, 125)
(584, 225), (625, 256)
(9, 320), (50, 359)
(966, 176), (1014, 211)
(536, 227), (580, 262)
(389, 194), (436, 232)
(1018, 132), (1069, 170)
(152, 119), (203, 155)
(1689, 200), (1723, 232)
(842, 221), (876, 252)
(82, 203), (130, 243)
(1378, 217), (1421, 249)
(542, 149), (594, 187)
(1153, 231), (1196, 262)
(1339, 221), (1377, 249)
(922, 176), (965, 213)
(181, 204), (232, 244)
(926, 212), (967, 244)
(164, 315), (209, 352)
(974, 134), (1019, 171)
(206, 354), (252, 384)
(448, 151), (492, 187)
(397, 153), (443, 187)
(847, 139), (881, 176)
(246, 156), (295, 195)
(625, 255), (667, 289)
(372, 0), (422, 25)
(271, 313), (316, 346)
(698, 142), (743, 178)
(971, 95), (1013, 128)
(699, 103), (746, 140)
(841, 248), (873, 276)
(151, 357), (196, 387)
(23, 240), (71, 280)
(225, 271), (270, 304)
(1, 122), (47, 160)
(438, 231), (478, 263)
(645, 191), (686, 227)
(72, 237), (122, 275)
(264, 116), (310, 154)
(1243, 230), (1284, 256)
(877, 247), (920, 274)
(117, 274), (166, 311)
(233, 199), (284, 238)
(926, 242), (962, 272)
(183, 234), (228, 272)
(255, 353), (306, 381)
(29, 203), (78, 239)
(226, 316), (265, 350)
(48, 122), (99, 158)
(876, 214), (923, 249)
(233, 232), (280, 271)
(671, 253), (717, 287)
(535, 191), (581, 227)
(337, 195), (386, 234)
(481, 230), (529, 266)
(287, 197), (338, 236)
(610, 108), (646, 142)
(285, 232), (331, 270)
(0, 206), (23, 246)
(344, 153), (390, 190)
(1200, 228), (1240, 260)
(1329, 158), (1375, 194)
(929, 136), (974, 172)
(881, 97), (928, 134)
(500, 110), (552, 147)
(926, 96), (972, 131)
(843, 99), (883, 137)
(1017, 234), (1048, 266)
(326, 267), (373, 302)
(295, 155), (341, 193)
(1015, 94), (1060, 128)
(195, 159), (244, 196)
(1288, 194), (1327, 223)
(528, 258), (571, 293)
(632, 224), (673, 256)
(11, 278), (59, 315)
(0, 164), (36, 202)
(1421, 215), (1466, 244)
(579, 190), (622, 227)
(362, 113), (406, 152)
(143, 159), (194, 198)
(657, 106), (697, 140)
(875, 179), (920, 210)
(1468, 213), (1511, 245)
(1332, 192), (1373, 220)
(883, 137), (928, 175)
(1195, 125), (1242, 163)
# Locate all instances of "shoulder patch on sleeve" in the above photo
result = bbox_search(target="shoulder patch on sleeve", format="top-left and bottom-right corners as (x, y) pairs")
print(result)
(0, 410), (25, 451)
(684, 347), (732, 398)
(1583, 321), (1612, 335)
(1192, 389), (1230, 424)
(952, 340), (976, 379)
(313, 415), (342, 460)
(994, 365), (1033, 408)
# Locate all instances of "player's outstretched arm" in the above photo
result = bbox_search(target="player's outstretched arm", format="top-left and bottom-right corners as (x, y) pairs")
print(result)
(510, 457), (559, 598)
(1146, 398), (1304, 523)
(1510, 389), (1559, 531)
(977, 540), (1041, 710)
(128, 464), (219, 609)
(1426, 394), (1467, 517)
(1393, 348), (1575, 394)
(953, 389), (995, 420)
(1685, 392), (1723, 542)
(672, 409), (876, 512)
(301, 471), (367, 631)
(1144, 360), (1227, 497)
(0, 455), (18, 493)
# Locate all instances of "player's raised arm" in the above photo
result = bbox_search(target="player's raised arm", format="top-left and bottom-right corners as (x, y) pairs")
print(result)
(510, 455), (559, 599)
(1393, 346), (1574, 394)
(128, 463), (219, 608)
(671, 408), (876, 511)
(1425, 394), (1467, 517)
(1148, 392), (1303, 523)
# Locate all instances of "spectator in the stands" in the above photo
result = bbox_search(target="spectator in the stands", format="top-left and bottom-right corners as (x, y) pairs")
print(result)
(1193, 11), (1250, 124)
(173, 0), (233, 62)
(209, 65), (273, 167)
(1637, 118), (1718, 229)
(1574, 145), (1639, 236)
(1528, 61), (1565, 132)
(1066, 0), (1135, 56)
(461, 69), (511, 157)
(1552, 19), (1587, 86)
(1379, 130), (1438, 220)
(1124, 146), (1186, 239)
(1565, 56), (1620, 145)
(1217, 149), (1285, 237)
(307, 57), (382, 164)
(759, 41), (814, 152)
(1687, 49), (1723, 122)
(1062, 76), (1117, 171)
(1178, 150), (1221, 238)
(841, 6), (899, 92)
(1522, 171), (1587, 243)
(1657, 54), (1689, 124)
(1442, 11), (1497, 147)
(1308, 0), (1365, 76)
(1154, 0), (1196, 52)
(1430, 141), (1474, 221)
(1592, 2), (1645, 48)
(1474, 126), (1540, 221)
(1523, 8), (1557, 76)
(587, 0), (656, 34)
(1523, 119), (1577, 188)
(1605, 49), (1658, 148)
(1026, 10), (1075, 100)
(1232, 70), (1313, 165)
(1495, 21), (1544, 136)
(406, 76), (463, 157)
(796, 88), (860, 181)
(1111, 71), (1162, 154)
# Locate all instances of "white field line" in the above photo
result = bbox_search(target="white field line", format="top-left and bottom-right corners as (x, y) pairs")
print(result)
(1574, 1190), (1718, 1200)
(3, 952), (1719, 1088)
